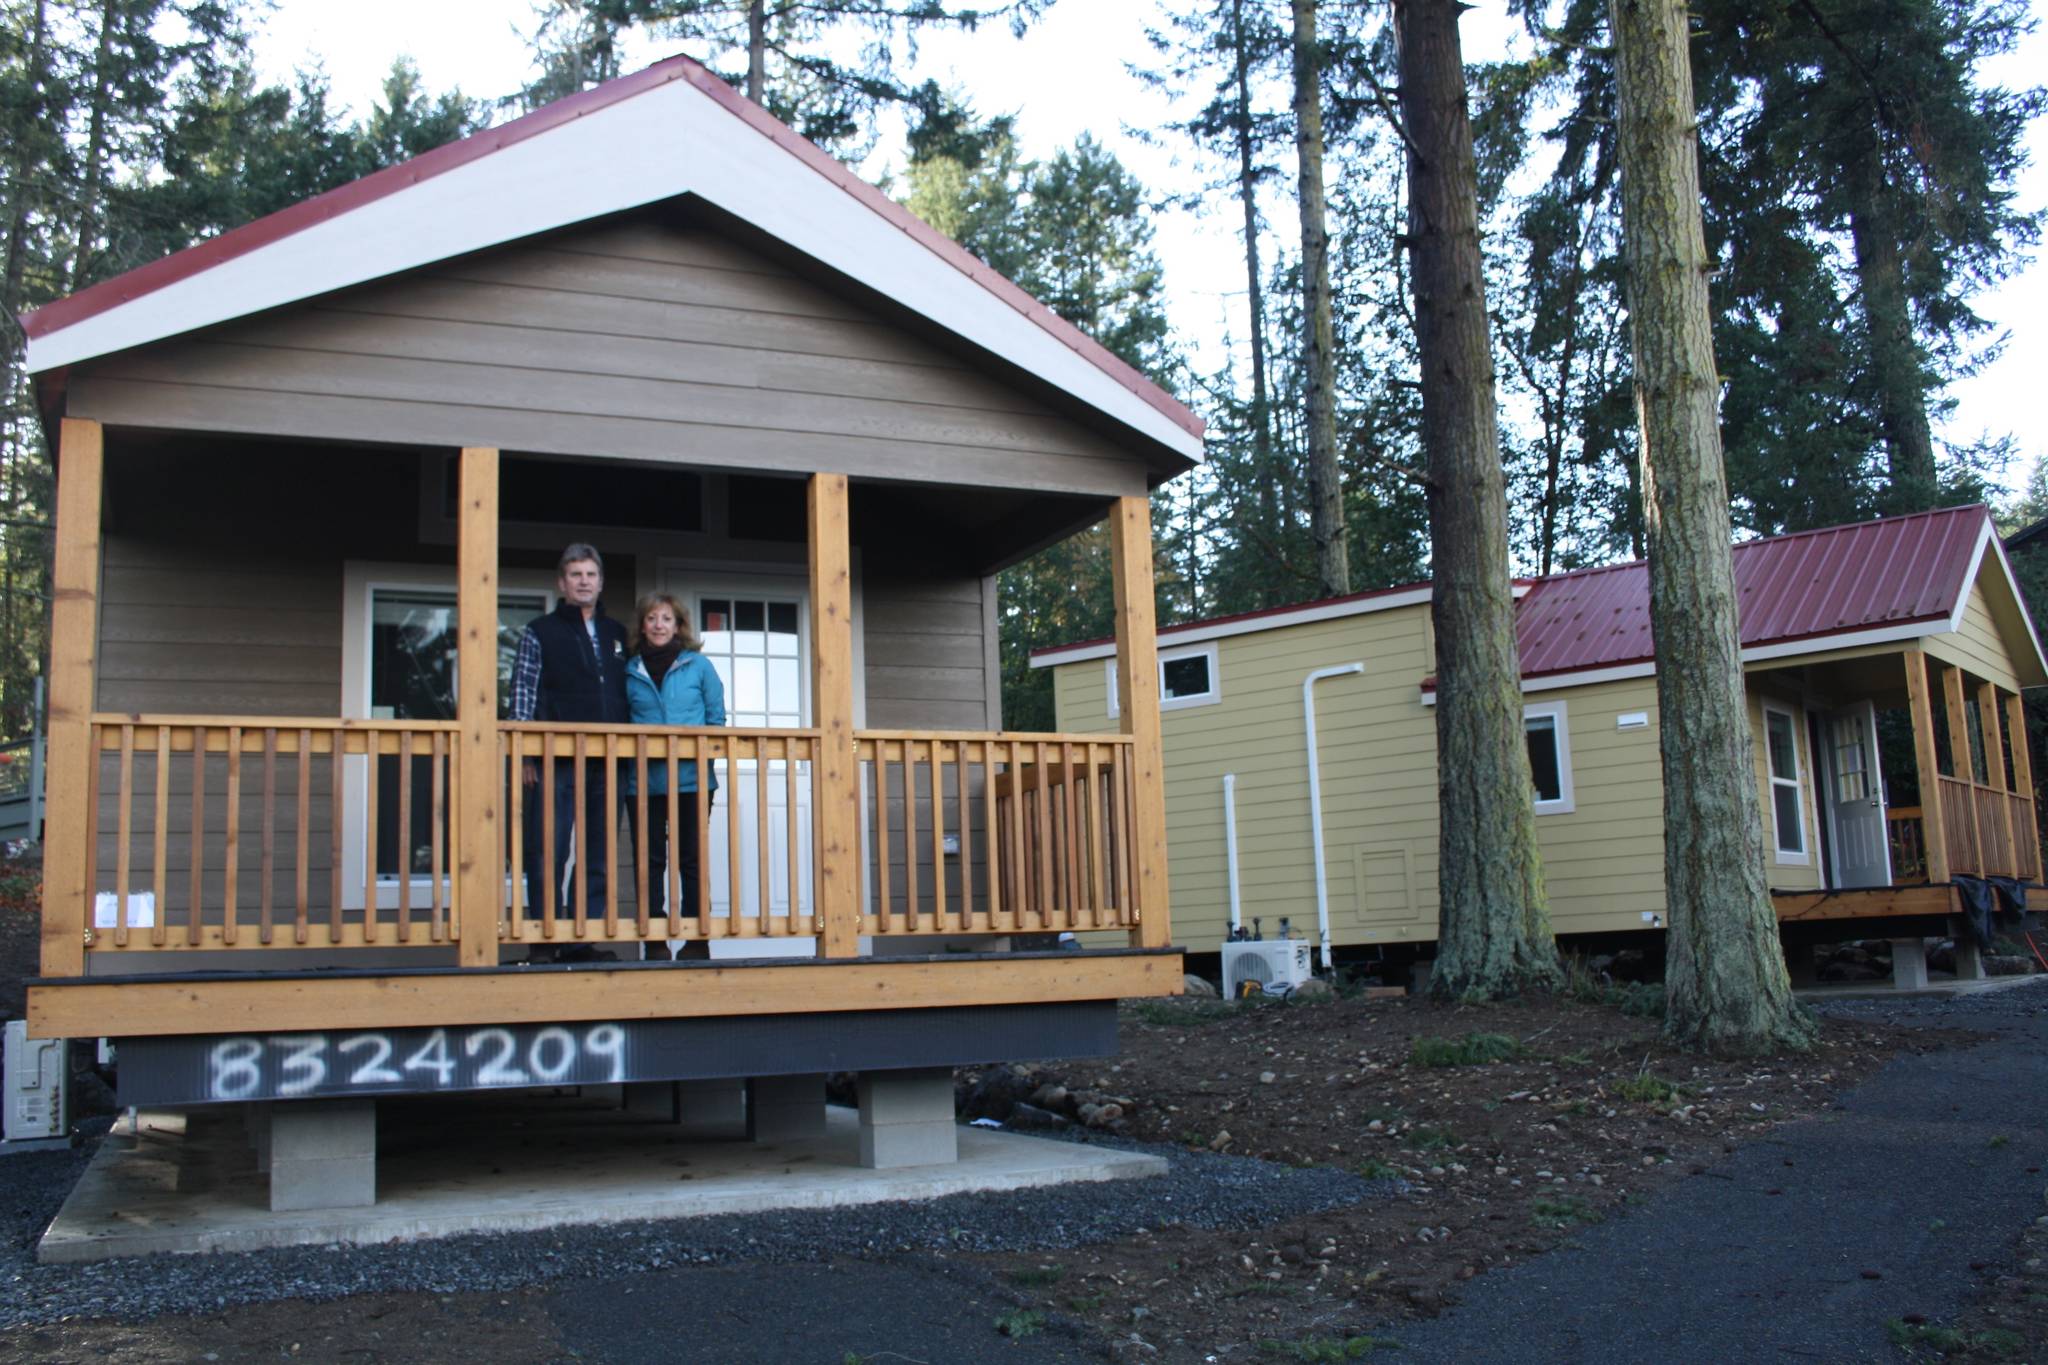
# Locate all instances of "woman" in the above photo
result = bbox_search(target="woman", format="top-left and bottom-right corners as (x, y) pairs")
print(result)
(625, 592), (725, 958)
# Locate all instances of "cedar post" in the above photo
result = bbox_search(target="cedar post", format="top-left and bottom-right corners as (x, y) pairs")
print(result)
(2005, 691), (2039, 880)
(1941, 662), (1983, 875)
(1110, 495), (1171, 948)
(808, 473), (860, 957)
(40, 418), (103, 980)
(1980, 680), (2015, 875)
(1903, 649), (1950, 884)
(455, 447), (502, 967)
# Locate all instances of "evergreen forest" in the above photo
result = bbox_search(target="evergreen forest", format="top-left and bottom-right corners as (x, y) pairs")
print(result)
(0, 0), (2038, 740)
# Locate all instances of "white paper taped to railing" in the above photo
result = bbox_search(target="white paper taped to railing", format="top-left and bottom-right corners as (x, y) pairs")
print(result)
(93, 892), (154, 929)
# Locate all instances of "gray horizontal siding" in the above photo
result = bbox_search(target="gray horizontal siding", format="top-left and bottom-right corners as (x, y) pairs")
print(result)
(67, 219), (1150, 498)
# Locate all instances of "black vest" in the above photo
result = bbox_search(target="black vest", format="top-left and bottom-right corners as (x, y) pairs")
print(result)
(528, 600), (630, 724)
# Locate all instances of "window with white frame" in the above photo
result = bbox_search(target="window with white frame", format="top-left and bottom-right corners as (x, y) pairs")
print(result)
(1106, 641), (1222, 718)
(1763, 703), (1809, 862)
(1524, 700), (1575, 813)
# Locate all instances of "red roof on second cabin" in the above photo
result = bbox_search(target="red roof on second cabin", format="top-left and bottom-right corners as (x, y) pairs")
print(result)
(1514, 503), (1990, 677)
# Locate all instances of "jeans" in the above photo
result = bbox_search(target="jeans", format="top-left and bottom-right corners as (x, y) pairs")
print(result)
(522, 759), (618, 920)
(630, 789), (713, 920)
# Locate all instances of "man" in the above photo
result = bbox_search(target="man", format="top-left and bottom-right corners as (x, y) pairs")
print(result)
(510, 543), (630, 963)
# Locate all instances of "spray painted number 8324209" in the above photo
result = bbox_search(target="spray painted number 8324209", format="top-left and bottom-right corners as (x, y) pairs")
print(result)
(205, 1024), (628, 1100)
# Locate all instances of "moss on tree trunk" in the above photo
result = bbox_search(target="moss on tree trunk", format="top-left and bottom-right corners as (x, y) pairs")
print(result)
(1397, 0), (1560, 1002)
(1608, 0), (1813, 1054)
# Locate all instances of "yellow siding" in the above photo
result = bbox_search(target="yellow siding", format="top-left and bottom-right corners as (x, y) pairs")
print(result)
(1925, 575), (2025, 693)
(1051, 616), (1839, 948)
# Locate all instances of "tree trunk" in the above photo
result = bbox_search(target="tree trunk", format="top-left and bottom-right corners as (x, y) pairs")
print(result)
(67, 0), (120, 295)
(1607, 0), (1812, 1054)
(747, 0), (767, 103)
(1231, 0), (1280, 583)
(1847, 133), (1939, 512)
(1397, 0), (1558, 1001)
(1291, 0), (1347, 599)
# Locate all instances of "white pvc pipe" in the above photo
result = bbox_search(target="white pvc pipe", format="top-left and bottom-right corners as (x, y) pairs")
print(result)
(1223, 773), (1242, 934)
(1303, 663), (1365, 970)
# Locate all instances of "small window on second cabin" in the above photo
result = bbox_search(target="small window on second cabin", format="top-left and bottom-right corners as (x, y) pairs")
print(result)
(1105, 641), (1222, 718)
(1523, 701), (1574, 813)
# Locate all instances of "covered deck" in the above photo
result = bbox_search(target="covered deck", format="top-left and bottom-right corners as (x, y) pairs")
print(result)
(30, 434), (1180, 1049)
(1766, 644), (2039, 930)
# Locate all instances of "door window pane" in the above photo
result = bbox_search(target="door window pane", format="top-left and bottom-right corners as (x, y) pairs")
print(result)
(1832, 715), (1868, 802)
(695, 593), (804, 728)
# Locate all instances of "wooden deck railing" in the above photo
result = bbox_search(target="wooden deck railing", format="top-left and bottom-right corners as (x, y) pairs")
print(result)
(86, 715), (460, 950)
(1934, 775), (2041, 882)
(857, 732), (1141, 938)
(79, 716), (1141, 958)
(1885, 806), (1927, 883)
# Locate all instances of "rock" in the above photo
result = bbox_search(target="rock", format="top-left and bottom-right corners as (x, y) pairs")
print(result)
(1089, 1103), (1125, 1127)
(1291, 978), (1334, 1000)
(1259, 1071), (1277, 1084)
(1005, 1102), (1071, 1132)
(1183, 974), (1220, 998)
(1028, 1084), (1070, 1111)
(1208, 1129), (1233, 1151)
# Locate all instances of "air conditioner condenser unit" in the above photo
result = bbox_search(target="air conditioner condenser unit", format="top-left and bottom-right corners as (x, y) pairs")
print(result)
(1221, 939), (1314, 998)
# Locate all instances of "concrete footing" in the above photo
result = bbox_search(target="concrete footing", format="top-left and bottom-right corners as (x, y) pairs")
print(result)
(856, 1069), (957, 1169)
(1892, 937), (1931, 990)
(40, 1095), (1166, 1262)
(265, 1100), (376, 1213)
(1954, 938), (1989, 982)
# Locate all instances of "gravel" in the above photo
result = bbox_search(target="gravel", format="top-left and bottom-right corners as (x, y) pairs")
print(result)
(0, 1122), (1392, 1328)
(1812, 973), (2048, 1024)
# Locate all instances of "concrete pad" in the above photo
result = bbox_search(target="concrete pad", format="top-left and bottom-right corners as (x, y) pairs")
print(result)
(1793, 972), (2046, 1004)
(38, 1093), (1166, 1264)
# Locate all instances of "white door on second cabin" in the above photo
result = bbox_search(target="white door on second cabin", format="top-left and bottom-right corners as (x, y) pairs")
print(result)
(1824, 701), (1892, 889)
(660, 575), (814, 930)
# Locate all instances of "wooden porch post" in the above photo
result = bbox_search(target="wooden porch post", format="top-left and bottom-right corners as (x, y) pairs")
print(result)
(1941, 662), (1984, 874)
(1979, 679), (2015, 876)
(1110, 495), (1171, 948)
(808, 473), (860, 958)
(2006, 691), (2039, 881)
(455, 447), (501, 967)
(40, 418), (103, 978)
(1903, 649), (1950, 884)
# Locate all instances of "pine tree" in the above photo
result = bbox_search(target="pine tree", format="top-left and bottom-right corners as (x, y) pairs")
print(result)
(1397, 0), (1558, 1001)
(1608, 0), (1812, 1054)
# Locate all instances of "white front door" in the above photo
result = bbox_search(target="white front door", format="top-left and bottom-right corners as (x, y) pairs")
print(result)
(662, 576), (813, 933)
(1824, 702), (1892, 889)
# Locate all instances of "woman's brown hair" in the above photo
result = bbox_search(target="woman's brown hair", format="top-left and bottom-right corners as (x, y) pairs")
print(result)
(631, 591), (703, 653)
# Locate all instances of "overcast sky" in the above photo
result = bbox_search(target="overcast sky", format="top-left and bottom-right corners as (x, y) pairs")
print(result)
(250, 0), (2048, 499)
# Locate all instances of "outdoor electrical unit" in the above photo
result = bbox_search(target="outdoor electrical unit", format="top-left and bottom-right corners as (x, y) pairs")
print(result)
(1221, 938), (1314, 999)
(2, 1019), (69, 1152)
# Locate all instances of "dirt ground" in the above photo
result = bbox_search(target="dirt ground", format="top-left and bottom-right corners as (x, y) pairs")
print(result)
(0, 836), (2038, 1362)
(966, 987), (1975, 1360)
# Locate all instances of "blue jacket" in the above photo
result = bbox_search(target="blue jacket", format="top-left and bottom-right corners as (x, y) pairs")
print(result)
(625, 651), (726, 793)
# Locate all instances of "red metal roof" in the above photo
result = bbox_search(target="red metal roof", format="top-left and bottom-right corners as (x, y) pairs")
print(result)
(1514, 503), (1991, 678)
(23, 53), (1202, 443)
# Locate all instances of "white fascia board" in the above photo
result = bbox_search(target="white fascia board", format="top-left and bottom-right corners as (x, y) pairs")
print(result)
(1029, 585), (1437, 669)
(29, 80), (1204, 466)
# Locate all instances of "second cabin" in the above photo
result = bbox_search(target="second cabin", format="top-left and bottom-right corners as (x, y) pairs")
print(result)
(1034, 505), (2046, 967)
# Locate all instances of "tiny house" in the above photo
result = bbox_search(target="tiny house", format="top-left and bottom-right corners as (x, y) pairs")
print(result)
(23, 55), (1188, 1201)
(1035, 507), (2044, 962)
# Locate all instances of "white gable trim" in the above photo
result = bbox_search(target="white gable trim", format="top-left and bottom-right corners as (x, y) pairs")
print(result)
(27, 72), (1203, 465)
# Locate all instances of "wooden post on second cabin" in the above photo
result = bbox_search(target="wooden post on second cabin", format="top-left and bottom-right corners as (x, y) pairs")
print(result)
(1110, 495), (1171, 949)
(1904, 648), (1950, 885)
(809, 473), (860, 957)
(455, 447), (502, 967)
(40, 418), (103, 979)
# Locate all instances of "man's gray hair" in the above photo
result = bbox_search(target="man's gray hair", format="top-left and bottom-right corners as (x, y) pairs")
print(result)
(557, 542), (604, 576)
